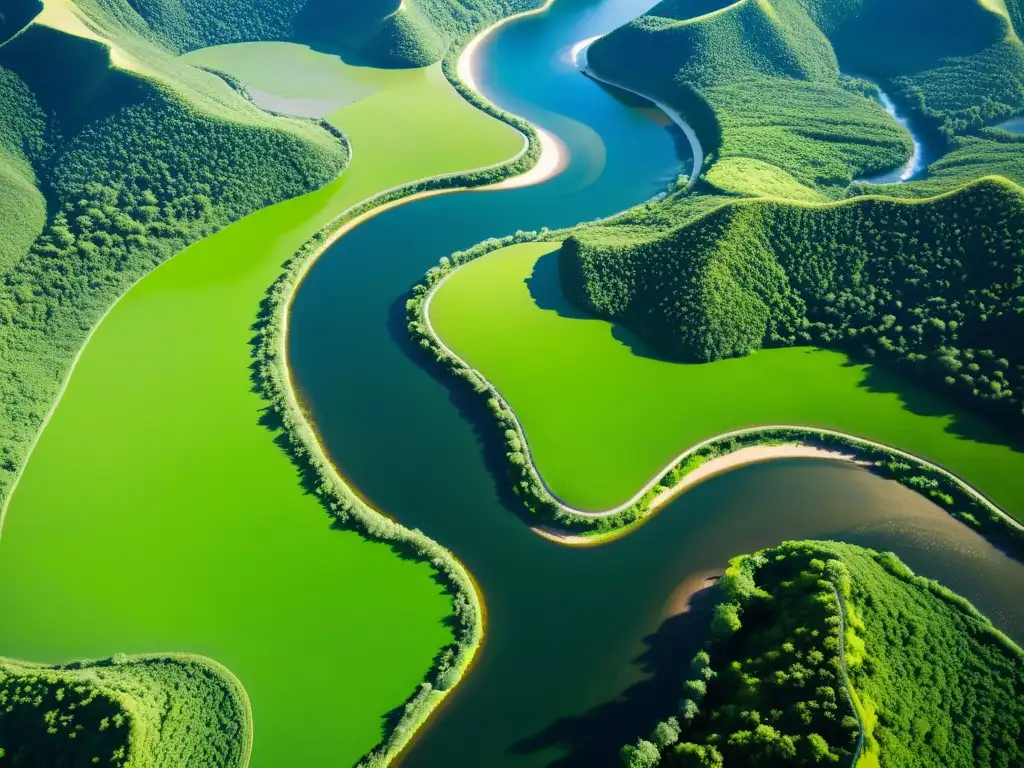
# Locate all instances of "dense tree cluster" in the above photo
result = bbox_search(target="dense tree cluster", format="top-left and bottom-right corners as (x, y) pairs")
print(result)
(562, 177), (1024, 426)
(0, 655), (250, 767)
(619, 541), (1024, 767)
(621, 545), (858, 767)
(0, 66), (45, 274)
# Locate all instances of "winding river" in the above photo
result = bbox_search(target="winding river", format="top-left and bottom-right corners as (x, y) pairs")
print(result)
(288, 1), (1024, 766)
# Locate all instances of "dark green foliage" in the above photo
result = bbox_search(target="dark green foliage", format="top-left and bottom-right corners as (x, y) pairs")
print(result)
(0, 65), (45, 274)
(561, 178), (1024, 425)
(623, 541), (1024, 766)
(0, 655), (250, 767)
(657, 546), (857, 767)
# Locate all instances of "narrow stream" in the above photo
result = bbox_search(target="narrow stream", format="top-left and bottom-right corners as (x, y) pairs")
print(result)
(289, 1), (1024, 765)
(857, 79), (927, 183)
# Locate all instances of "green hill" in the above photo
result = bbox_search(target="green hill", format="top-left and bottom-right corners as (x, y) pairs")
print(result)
(0, 655), (250, 767)
(553, 0), (1024, 437)
(561, 176), (1024, 426)
(586, 0), (1024, 196)
(619, 541), (1024, 767)
(87, 0), (543, 67)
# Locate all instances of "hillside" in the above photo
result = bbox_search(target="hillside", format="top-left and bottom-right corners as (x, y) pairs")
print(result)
(619, 541), (1024, 767)
(586, 0), (1024, 197)
(0, 655), (250, 767)
(552, 0), (1024, 437)
(561, 177), (1024, 427)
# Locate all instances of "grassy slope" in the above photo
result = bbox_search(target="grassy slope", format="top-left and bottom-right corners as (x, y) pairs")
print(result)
(0, 655), (250, 767)
(429, 240), (1024, 516)
(0, 44), (523, 768)
(586, 0), (916, 197)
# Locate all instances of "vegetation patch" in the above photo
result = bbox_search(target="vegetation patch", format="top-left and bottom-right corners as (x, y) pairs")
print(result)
(618, 541), (1024, 767)
(0, 654), (250, 767)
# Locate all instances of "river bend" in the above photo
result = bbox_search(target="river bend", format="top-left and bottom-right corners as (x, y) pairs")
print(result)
(289, 1), (1024, 765)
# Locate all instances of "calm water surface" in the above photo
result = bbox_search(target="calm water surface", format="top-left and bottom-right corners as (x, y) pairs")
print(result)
(289, 2), (1024, 765)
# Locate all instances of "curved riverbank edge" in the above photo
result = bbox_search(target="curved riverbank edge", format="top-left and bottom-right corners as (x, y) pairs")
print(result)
(574, 37), (704, 187)
(0, 651), (254, 768)
(259, 8), (571, 765)
(1, 5), (555, 768)
(409, 236), (1024, 556)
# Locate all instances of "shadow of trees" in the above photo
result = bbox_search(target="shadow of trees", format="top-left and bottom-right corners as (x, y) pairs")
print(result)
(509, 586), (719, 767)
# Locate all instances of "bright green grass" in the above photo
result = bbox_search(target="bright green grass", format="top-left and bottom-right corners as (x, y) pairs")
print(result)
(0, 45), (522, 767)
(429, 241), (1024, 517)
(704, 156), (827, 202)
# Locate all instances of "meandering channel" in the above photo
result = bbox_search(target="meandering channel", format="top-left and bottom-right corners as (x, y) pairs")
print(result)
(288, 0), (1024, 765)
(857, 78), (927, 183)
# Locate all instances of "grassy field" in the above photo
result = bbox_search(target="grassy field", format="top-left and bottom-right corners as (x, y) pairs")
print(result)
(0, 42), (522, 767)
(428, 241), (1024, 517)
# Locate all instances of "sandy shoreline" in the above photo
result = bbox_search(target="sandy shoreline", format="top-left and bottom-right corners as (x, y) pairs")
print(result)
(573, 35), (704, 186)
(663, 570), (722, 618)
(648, 444), (863, 511)
(456, 0), (567, 189)
(530, 443), (862, 546)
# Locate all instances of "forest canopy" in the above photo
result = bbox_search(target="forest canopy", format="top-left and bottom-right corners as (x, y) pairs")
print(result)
(0, 654), (250, 767)
(619, 541), (1024, 767)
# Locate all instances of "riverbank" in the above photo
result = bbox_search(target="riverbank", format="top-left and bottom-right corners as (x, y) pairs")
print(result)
(254, 11), (576, 763)
(0, 14), (556, 768)
(413, 240), (1024, 552)
(457, 0), (568, 189)
(647, 444), (864, 511)
(573, 35), (704, 185)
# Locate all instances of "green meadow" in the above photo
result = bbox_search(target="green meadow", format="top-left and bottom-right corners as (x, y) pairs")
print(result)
(0, 42), (522, 767)
(428, 241), (1024, 516)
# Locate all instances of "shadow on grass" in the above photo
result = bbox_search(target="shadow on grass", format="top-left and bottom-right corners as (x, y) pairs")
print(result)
(844, 355), (1024, 456)
(524, 248), (681, 362)
(508, 584), (719, 767)
(525, 248), (589, 319)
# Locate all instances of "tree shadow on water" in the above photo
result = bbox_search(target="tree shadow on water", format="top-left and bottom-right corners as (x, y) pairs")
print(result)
(508, 587), (719, 767)
(385, 291), (537, 527)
